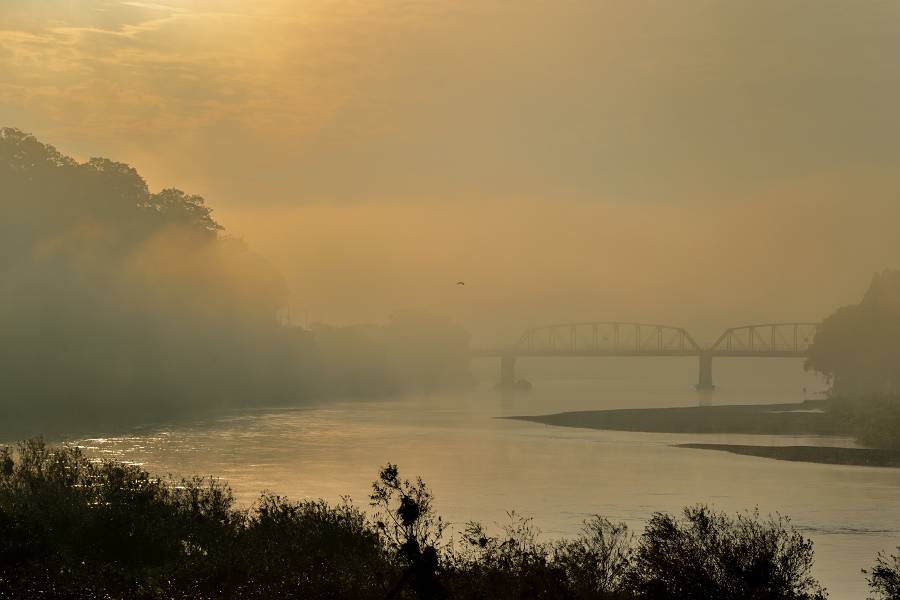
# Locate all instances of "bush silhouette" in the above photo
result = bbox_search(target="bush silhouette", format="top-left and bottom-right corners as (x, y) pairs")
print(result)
(867, 549), (900, 600)
(629, 506), (826, 600)
(0, 441), (847, 599)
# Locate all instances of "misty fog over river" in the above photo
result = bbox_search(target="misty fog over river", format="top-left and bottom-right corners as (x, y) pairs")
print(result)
(68, 358), (898, 600)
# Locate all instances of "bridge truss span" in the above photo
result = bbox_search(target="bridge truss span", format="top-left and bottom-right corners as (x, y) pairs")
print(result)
(709, 322), (820, 358)
(515, 322), (703, 357)
(477, 320), (821, 391)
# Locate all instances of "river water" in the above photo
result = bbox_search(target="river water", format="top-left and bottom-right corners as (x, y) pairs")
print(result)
(72, 357), (899, 599)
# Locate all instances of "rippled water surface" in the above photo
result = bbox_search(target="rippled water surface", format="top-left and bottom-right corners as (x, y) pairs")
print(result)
(72, 358), (899, 599)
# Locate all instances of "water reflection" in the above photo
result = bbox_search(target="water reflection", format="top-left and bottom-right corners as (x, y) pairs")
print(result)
(72, 358), (896, 600)
(697, 388), (714, 407)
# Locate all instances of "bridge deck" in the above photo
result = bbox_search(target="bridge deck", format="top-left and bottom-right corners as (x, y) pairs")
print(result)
(472, 322), (817, 360)
(474, 322), (817, 390)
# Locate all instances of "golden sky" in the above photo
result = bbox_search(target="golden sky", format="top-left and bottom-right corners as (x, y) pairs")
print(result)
(3, 0), (899, 342)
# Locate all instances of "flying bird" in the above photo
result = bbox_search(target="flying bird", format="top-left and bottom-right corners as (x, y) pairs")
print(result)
(456, 281), (465, 286)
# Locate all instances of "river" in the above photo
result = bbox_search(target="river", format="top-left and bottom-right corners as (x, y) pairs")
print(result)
(72, 357), (899, 599)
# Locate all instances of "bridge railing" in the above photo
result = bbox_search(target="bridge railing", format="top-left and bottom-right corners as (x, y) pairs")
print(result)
(472, 321), (821, 390)
(471, 321), (820, 358)
(708, 323), (820, 357)
(515, 322), (703, 356)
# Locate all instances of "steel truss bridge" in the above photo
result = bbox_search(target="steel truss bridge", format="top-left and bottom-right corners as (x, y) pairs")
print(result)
(472, 322), (820, 390)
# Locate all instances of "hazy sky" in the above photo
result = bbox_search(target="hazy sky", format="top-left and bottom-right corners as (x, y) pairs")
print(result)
(3, 0), (899, 342)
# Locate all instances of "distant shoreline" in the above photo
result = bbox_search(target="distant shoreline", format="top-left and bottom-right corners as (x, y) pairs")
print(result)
(506, 399), (845, 436)
(505, 400), (900, 469)
(677, 443), (900, 468)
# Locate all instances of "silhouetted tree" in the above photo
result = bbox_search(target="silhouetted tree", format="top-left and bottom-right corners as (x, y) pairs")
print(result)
(629, 506), (826, 600)
(150, 188), (223, 236)
(1, 128), (474, 436)
(0, 128), (298, 434)
(554, 517), (634, 599)
(1, 444), (838, 600)
(807, 270), (900, 396)
(867, 549), (900, 600)
(451, 512), (569, 598)
(235, 495), (390, 598)
(370, 464), (447, 599)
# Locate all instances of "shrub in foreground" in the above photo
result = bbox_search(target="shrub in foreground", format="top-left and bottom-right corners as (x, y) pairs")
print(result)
(0, 439), (861, 599)
(867, 549), (900, 600)
(630, 506), (826, 600)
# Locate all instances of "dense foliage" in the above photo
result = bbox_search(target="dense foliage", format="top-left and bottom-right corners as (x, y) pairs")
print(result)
(806, 270), (900, 448)
(0, 128), (471, 438)
(807, 270), (900, 397)
(629, 507), (824, 600)
(0, 440), (845, 600)
(867, 550), (900, 600)
(830, 396), (900, 450)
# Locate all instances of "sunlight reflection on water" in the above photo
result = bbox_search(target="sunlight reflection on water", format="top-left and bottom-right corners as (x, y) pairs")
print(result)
(70, 358), (898, 600)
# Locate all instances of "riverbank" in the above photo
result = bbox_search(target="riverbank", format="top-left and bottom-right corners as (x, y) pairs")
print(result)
(505, 399), (900, 468)
(507, 399), (844, 436)
(678, 443), (900, 468)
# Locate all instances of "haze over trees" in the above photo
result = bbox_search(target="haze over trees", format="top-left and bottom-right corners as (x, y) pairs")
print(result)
(0, 129), (471, 437)
(806, 269), (900, 397)
(804, 270), (900, 450)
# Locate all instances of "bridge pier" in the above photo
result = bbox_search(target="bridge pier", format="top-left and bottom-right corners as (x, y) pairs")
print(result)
(500, 354), (517, 388)
(696, 353), (715, 391)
